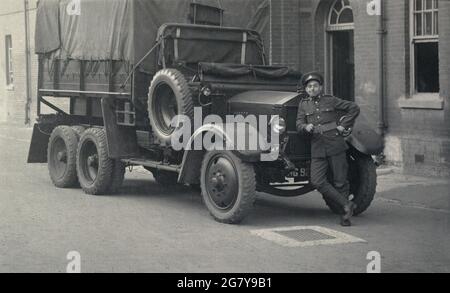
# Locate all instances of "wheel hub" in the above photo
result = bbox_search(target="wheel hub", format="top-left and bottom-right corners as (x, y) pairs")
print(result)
(87, 155), (98, 167)
(206, 156), (239, 210)
(210, 172), (227, 192)
(154, 84), (178, 135)
(56, 151), (67, 162)
(49, 135), (70, 182)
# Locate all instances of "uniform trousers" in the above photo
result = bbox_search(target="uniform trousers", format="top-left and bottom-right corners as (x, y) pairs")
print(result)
(310, 151), (350, 209)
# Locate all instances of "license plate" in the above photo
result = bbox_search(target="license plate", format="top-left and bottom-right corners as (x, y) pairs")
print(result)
(287, 166), (309, 179)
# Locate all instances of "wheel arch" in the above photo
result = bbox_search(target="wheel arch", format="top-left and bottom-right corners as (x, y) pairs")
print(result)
(178, 123), (263, 184)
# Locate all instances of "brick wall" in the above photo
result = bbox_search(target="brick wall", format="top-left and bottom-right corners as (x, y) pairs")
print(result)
(295, 0), (312, 71)
(269, 0), (301, 69)
(384, 0), (450, 177)
(440, 0), (450, 126)
(381, 0), (408, 166)
(351, 0), (379, 127)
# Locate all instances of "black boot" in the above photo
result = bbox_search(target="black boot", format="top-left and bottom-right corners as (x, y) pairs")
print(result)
(340, 218), (352, 227)
(340, 202), (357, 227)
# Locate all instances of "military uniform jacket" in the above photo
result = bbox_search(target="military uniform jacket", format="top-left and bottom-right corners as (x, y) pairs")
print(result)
(296, 94), (360, 158)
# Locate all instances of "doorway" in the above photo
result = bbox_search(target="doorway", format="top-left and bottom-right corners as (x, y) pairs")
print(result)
(325, 0), (355, 101)
(330, 30), (354, 101)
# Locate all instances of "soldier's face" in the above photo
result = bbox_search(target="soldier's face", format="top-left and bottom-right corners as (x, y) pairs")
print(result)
(305, 81), (323, 97)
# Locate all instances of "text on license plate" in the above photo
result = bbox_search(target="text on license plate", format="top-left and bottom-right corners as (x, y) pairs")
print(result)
(287, 167), (309, 178)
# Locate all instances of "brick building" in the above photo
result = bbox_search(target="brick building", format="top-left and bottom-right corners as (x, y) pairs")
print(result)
(268, 0), (450, 177)
(1, 0), (449, 177)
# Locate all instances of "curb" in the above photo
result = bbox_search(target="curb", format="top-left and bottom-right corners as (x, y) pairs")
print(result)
(376, 167), (394, 176)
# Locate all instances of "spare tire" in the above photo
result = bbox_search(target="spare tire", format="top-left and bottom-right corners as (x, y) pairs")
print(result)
(148, 69), (194, 146)
(323, 152), (377, 216)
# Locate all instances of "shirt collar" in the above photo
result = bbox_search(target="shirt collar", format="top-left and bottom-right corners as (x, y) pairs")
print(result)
(305, 94), (322, 101)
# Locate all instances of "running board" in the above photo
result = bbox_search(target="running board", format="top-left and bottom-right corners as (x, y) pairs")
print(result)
(269, 182), (309, 188)
(122, 158), (181, 173)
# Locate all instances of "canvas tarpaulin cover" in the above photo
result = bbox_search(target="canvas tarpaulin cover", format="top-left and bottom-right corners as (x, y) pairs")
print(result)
(157, 25), (265, 67)
(35, 0), (270, 74)
(199, 63), (302, 79)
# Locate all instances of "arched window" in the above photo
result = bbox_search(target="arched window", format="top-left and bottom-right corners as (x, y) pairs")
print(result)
(328, 0), (354, 31)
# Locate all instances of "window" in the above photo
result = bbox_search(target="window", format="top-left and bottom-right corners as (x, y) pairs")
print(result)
(328, 0), (354, 31)
(5, 35), (13, 87)
(411, 0), (439, 93)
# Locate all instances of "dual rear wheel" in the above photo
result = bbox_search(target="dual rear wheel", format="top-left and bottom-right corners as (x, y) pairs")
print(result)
(47, 126), (79, 188)
(47, 126), (125, 195)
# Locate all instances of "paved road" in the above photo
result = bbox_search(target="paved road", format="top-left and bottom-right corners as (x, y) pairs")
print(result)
(0, 125), (449, 273)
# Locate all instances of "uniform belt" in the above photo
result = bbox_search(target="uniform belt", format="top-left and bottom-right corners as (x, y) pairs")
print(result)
(313, 122), (338, 134)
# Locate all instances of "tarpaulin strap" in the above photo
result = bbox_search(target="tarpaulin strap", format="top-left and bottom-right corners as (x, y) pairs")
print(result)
(47, 58), (54, 76)
(241, 32), (247, 65)
(120, 40), (162, 89)
(174, 28), (181, 61)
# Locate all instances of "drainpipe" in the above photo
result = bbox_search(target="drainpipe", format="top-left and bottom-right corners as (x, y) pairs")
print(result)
(376, 0), (386, 136)
(24, 0), (32, 125)
(269, 0), (273, 65)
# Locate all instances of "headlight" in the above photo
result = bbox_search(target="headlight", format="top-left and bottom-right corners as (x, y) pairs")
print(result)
(201, 86), (212, 97)
(270, 116), (286, 134)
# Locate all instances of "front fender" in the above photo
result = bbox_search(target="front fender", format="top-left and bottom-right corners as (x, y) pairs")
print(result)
(178, 123), (267, 184)
(184, 123), (267, 160)
(345, 115), (384, 156)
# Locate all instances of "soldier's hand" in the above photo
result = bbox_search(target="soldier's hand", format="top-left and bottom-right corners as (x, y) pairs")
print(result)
(337, 126), (352, 137)
(305, 124), (315, 133)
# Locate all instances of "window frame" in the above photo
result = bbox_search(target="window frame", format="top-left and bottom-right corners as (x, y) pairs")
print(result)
(327, 0), (354, 31)
(5, 35), (14, 89)
(409, 0), (439, 96)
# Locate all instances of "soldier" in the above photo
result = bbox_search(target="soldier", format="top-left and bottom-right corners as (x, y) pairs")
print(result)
(296, 72), (360, 227)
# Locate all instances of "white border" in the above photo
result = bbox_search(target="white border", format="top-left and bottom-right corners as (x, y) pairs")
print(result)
(250, 226), (367, 248)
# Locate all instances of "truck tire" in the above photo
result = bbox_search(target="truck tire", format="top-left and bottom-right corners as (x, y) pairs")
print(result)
(153, 170), (179, 186)
(76, 128), (113, 195)
(323, 153), (377, 216)
(47, 126), (79, 188)
(71, 125), (86, 138)
(148, 69), (194, 146)
(201, 151), (256, 224)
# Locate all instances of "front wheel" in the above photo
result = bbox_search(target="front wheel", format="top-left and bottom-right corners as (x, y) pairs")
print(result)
(323, 152), (377, 216)
(201, 151), (256, 224)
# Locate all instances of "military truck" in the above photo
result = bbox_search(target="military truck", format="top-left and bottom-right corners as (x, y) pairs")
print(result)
(28, 0), (384, 224)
